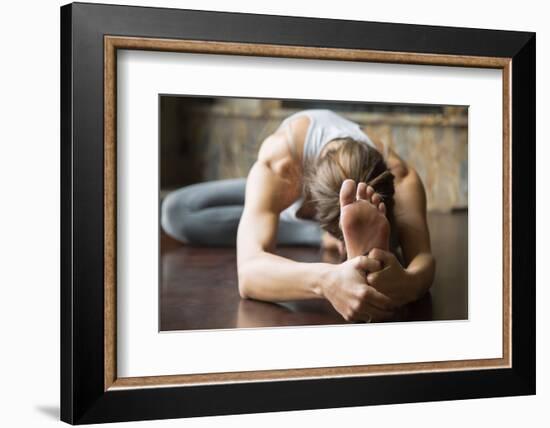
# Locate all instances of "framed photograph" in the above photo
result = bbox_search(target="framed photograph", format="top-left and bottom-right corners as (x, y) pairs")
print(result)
(60, 2), (535, 424)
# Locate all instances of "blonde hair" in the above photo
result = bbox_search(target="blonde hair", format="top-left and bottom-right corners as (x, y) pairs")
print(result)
(305, 138), (395, 241)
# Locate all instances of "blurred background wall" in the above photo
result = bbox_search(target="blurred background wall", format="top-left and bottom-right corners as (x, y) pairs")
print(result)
(160, 96), (468, 212)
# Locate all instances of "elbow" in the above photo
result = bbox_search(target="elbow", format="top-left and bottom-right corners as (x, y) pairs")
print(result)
(237, 247), (268, 299)
(237, 263), (253, 299)
(237, 250), (267, 299)
(411, 253), (436, 301)
(238, 280), (251, 300)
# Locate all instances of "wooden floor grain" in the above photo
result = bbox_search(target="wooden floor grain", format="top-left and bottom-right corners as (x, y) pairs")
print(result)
(160, 212), (467, 331)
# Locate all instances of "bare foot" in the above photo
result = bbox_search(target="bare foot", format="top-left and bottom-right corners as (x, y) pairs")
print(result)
(339, 179), (391, 260)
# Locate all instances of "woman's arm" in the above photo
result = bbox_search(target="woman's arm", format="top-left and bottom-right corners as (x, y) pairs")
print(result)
(236, 138), (394, 320)
(366, 152), (435, 305)
(237, 160), (329, 300)
(393, 166), (435, 299)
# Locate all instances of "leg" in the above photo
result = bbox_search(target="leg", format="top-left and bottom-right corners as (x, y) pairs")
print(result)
(339, 179), (391, 259)
(162, 177), (323, 247)
(161, 178), (246, 245)
(179, 205), (245, 246)
(276, 217), (322, 246)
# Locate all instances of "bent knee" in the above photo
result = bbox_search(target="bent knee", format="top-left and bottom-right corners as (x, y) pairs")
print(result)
(160, 192), (190, 243)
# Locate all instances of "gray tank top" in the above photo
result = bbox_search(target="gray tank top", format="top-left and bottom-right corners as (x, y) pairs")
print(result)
(278, 109), (379, 223)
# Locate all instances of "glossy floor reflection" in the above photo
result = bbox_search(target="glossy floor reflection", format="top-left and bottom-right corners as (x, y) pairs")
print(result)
(160, 212), (467, 331)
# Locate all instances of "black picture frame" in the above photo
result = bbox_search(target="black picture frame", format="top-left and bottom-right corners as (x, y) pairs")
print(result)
(61, 2), (535, 424)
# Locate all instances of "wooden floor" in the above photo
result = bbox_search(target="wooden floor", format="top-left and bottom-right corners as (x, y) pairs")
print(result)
(160, 212), (467, 331)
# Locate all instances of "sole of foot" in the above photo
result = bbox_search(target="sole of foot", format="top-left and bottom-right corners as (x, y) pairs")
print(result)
(339, 179), (390, 260)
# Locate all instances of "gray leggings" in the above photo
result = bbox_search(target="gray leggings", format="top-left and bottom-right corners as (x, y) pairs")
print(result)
(161, 178), (322, 246)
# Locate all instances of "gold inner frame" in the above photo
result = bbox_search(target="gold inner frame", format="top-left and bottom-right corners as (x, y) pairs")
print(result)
(104, 35), (512, 391)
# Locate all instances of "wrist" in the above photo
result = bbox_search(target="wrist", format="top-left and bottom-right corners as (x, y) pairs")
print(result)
(314, 263), (338, 299)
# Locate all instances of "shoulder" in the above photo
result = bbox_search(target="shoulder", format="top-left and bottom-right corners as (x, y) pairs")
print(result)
(284, 113), (311, 148)
(385, 147), (412, 183)
(287, 113), (311, 129)
(365, 134), (409, 180)
(247, 132), (303, 213)
(257, 132), (302, 183)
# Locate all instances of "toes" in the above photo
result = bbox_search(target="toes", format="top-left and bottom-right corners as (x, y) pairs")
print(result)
(378, 202), (386, 215)
(366, 185), (375, 200)
(372, 192), (382, 205)
(340, 179), (357, 207)
(356, 182), (367, 200)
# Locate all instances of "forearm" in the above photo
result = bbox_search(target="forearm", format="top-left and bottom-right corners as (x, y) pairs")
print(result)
(403, 252), (436, 302)
(238, 251), (334, 302)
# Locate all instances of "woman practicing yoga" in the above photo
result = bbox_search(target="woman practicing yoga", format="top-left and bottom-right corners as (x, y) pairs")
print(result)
(162, 109), (435, 322)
